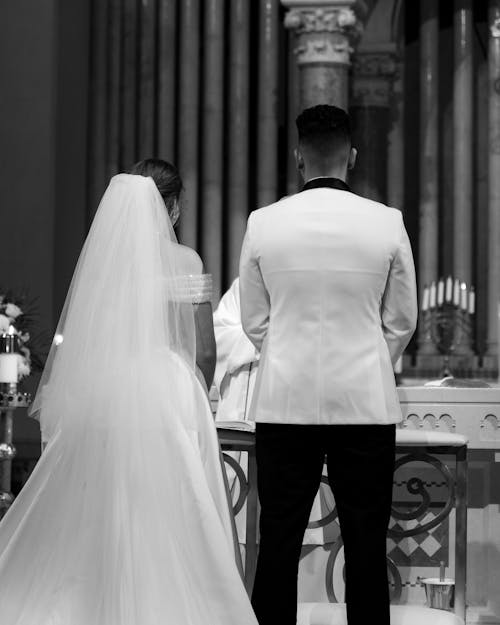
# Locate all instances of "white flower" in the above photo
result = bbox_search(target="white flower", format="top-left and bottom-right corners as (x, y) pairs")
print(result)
(5, 303), (22, 319)
(16, 354), (31, 379)
(19, 332), (30, 344)
(0, 315), (10, 333)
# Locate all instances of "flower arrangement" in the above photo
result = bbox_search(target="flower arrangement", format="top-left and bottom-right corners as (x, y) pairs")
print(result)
(0, 291), (47, 381)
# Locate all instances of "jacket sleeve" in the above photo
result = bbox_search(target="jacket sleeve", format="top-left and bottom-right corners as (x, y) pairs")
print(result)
(381, 217), (418, 366)
(239, 214), (270, 351)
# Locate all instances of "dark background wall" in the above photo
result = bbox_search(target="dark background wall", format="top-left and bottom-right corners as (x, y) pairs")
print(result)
(0, 0), (90, 455)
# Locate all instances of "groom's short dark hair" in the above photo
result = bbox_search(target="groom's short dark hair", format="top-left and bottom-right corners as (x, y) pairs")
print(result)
(296, 105), (351, 159)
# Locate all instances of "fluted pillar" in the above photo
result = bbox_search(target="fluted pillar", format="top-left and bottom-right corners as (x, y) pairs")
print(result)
(138, 0), (156, 158)
(287, 37), (301, 196)
(387, 52), (404, 212)
(282, 0), (363, 111)
(453, 0), (474, 358)
(487, 0), (500, 363)
(201, 0), (225, 298)
(178, 0), (200, 250)
(453, 0), (473, 286)
(158, 0), (178, 162)
(257, 0), (280, 208)
(122, 0), (138, 167)
(106, 0), (122, 177)
(418, 0), (439, 356)
(349, 48), (397, 202)
(88, 0), (108, 221)
(227, 0), (250, 281)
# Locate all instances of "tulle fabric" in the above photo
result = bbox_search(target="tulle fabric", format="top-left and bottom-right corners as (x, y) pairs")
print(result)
(30, 174), (197, 442)
(0, 174), (257, 625)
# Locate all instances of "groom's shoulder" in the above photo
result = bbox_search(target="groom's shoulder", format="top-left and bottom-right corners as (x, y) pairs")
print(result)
(249, 193), (299, 224)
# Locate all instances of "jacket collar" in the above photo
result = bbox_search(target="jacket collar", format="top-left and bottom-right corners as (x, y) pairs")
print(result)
(301, 177), (352, 193)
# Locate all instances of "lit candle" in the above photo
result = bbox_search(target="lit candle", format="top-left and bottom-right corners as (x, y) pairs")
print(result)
(422, 286), (429, 311)
(0, 328), (18, 384)
(445, 276), (453, 302)
(429, 282), (436, 308)
(453, 279), (460, 306)
(460, 282), (467, 310)
(0, 353), (18, 384)
(437, 279), (444, 306)
(469, 289), (475, 315)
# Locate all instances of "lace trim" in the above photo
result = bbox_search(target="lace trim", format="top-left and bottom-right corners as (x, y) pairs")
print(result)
(169, 274), (213, 304)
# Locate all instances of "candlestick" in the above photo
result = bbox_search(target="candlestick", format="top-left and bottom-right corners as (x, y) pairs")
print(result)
(422, 286), (429, 311)
(0, 355), (17, 384)
(468, 289), (475, 315)
(445, 276), (452, 302)
(429, 282), (436, 308)
(0, 331), (18, 385)
(437, 279), (444, 306)
(460, 282), (467, 310)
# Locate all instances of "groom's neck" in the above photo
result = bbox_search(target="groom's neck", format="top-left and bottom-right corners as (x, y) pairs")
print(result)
(303, 165), (348, 184)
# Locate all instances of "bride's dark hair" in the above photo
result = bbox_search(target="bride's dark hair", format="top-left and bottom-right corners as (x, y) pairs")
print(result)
(128, 158), (183, 217)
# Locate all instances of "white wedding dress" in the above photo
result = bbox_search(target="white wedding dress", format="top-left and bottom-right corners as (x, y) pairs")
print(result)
(0, 175), (257, 625)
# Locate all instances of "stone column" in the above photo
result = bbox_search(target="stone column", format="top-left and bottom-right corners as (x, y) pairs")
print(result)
(417, 0), (439, 357)
(257, 0), (280, 208)
(201, 0), (225, 299)
(486, 0), (500, 367)
(178, 0), (200, 250)
(387, 52), (404, 212)
(227, 0), (250, 282)
(349, 48), (397, 202)
(282, 0), (363, 111)
(158, 0), (178, 162)
(453, 0), (473, 286)
(453, 0), (474, 358)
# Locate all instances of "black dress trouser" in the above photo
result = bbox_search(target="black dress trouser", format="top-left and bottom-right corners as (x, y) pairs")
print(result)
(251, 423), (396, 625)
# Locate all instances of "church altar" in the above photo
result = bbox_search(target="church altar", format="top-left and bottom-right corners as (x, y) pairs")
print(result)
(398, 387), (500, 625)
(216, 385), (500, 625)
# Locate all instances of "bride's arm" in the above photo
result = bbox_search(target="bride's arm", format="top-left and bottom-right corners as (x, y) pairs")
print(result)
(174, 245), (216, 390)
(194, 302), (216, 390)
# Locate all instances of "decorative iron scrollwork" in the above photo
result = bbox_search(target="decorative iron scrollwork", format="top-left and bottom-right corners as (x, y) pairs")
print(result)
(222, 452), (249, 516)
(390, 453), (455, 537)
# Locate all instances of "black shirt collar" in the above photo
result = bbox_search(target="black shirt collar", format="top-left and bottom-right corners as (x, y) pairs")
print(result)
(301, 177), (352, 193)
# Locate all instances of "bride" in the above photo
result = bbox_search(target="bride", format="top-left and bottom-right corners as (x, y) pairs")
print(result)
(0, 160), (258, 625)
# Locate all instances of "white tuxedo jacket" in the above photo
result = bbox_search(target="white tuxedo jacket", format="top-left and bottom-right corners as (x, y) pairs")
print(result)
(239, 186), (417, 425)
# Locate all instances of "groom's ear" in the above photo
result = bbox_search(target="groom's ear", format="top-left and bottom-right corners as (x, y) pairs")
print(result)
(294, 149), (305, 176)
(348, 147), (357, 171)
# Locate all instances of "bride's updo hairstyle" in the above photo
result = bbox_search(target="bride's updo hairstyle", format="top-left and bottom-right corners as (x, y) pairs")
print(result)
(128, 158), (183, 222)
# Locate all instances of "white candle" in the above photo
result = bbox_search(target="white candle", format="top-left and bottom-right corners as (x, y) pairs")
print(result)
(437, 279), (444, 306)
(460, 282), (467, 310)
(0, 354), (18, 383)
(422, 286), (429, 311)
(445, 276), (453, 302)
(453, 279), (460, 306)
(468, 289), (475, 315)
(429, 282), (436, 308)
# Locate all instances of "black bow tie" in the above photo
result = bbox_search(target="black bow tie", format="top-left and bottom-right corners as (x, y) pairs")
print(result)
(301, 177), (352, 193)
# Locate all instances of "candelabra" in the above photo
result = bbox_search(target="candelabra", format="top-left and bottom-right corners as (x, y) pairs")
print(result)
(421, 277), (475, 378)
(0, 330), (31, 519)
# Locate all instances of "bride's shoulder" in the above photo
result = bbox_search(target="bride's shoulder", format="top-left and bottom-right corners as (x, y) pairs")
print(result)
(172, 243), (204, 275)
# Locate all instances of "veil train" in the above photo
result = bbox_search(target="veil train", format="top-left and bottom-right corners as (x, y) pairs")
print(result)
(0, 175), (257, 625)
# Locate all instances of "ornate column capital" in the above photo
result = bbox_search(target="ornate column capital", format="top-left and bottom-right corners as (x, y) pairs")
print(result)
(351, 48), (399, 107)
(282, 1), (364, 66)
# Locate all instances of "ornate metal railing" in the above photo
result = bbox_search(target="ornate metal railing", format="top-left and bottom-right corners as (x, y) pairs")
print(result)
(217, 427), (467, 621)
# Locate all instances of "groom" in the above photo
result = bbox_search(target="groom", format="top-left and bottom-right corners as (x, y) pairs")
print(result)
(239, 105), (417, 625)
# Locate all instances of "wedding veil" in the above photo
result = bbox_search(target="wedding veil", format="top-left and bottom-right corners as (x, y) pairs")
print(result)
(30, 174), (196, 442)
